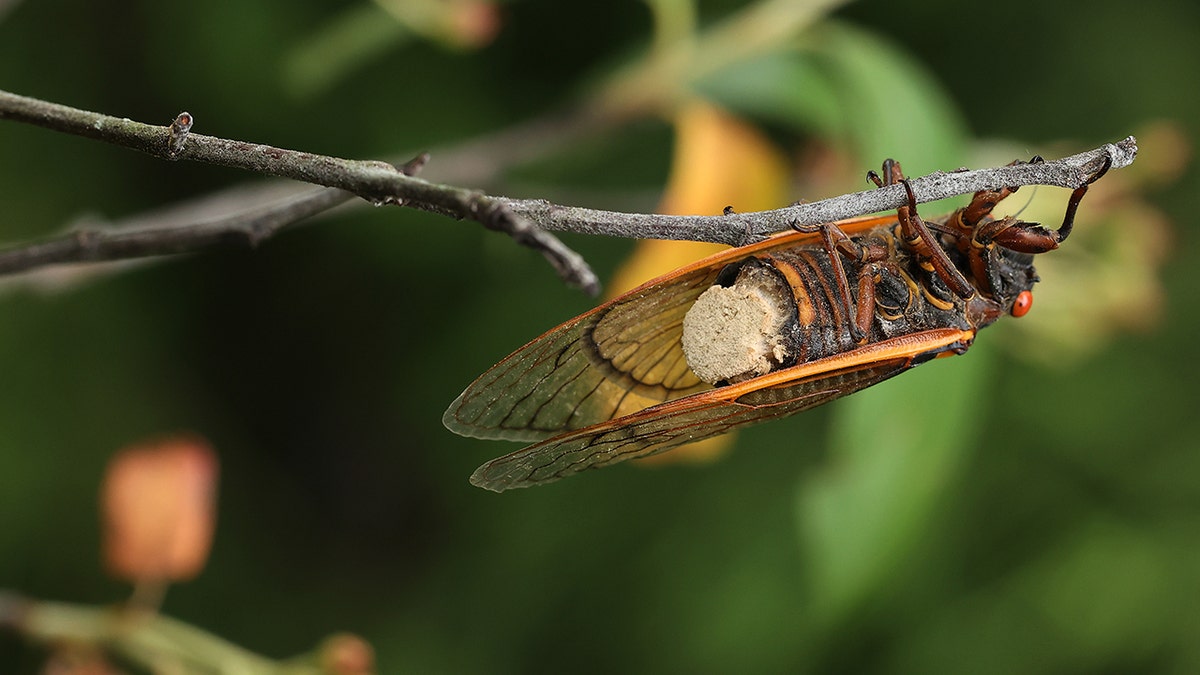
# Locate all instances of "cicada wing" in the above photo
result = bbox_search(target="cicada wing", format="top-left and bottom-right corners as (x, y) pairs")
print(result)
(442, 265), (718, 442)
(470, 328), (974, 491)
(443, 216), (900, 443)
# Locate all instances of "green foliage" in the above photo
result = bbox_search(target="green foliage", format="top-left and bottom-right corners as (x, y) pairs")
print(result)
(698, 20), (968, 171)
(0, 1), (1197, 673)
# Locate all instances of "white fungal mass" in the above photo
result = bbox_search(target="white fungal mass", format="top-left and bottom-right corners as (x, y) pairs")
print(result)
(681, 263), (793, 384)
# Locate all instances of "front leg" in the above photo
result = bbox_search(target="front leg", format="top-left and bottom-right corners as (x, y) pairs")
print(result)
(870, 160), (976, 300)
(977, 154), (1114, 254)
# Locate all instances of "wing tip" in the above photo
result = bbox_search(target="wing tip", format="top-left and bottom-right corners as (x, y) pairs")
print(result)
(442, 395), (495, 440)
(441, 393), (468, 434)
(469, 463), (521, 492)
(469, 455), (568, 492)
(443, 392), (556, 443)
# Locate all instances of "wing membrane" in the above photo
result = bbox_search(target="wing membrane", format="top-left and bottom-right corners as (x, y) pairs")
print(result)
(469, 329), (973, 491)
(442, 265), (719, 441)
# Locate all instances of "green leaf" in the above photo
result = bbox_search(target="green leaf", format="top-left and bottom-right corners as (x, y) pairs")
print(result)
(808, 21), (969, 173)
(282, 4), (413, 100)
(695, 21), (969, 174)
(693, 50), (845, 137)
(797, 342), (995, 624)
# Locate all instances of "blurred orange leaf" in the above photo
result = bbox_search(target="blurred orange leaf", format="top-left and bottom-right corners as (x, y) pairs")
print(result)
(320, 632), (377, 675)
(101, 434), (218, 585)
(609, 101), (791, 295)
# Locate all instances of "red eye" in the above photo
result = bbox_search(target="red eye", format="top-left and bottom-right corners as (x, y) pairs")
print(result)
(1011, 290), (1033, 317)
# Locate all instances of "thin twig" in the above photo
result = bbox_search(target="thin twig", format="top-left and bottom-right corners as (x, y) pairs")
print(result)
(0, 89), (1137, 291)
(497, 138), (1137, 246)
(0, 187), (356, 277)
(0, 106), (616, 294)
(0, 89), (598, 293)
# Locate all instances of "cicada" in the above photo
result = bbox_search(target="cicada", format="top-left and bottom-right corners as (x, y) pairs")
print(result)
(445, 158), (1110, 491)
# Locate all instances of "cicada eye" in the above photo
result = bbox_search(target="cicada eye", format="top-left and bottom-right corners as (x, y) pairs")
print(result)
(1010, 290), (1034, 317)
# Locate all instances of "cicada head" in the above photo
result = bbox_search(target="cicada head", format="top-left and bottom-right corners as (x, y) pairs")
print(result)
(992, 246), (1039, 314)
(960, 225), (1039, 328)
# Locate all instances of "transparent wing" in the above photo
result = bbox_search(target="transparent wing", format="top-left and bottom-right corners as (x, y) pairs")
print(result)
(469, 329), (973, 491)
(442, 265), (718, 441)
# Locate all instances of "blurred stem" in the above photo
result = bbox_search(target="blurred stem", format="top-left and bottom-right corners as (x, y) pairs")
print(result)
(595, 0), (850, 119)
(128, 577), (169, 614)
(373, 0), (462, 43)
(283, 3), (413, 100)
(646, 0), (697, 53)
(5, 592), (326, 674)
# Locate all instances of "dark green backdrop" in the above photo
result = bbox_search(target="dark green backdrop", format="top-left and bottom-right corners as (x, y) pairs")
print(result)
(1, 1), (1196, 673)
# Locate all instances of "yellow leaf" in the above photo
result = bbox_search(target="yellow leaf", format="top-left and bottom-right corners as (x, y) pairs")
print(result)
(617, 101), (791, 466)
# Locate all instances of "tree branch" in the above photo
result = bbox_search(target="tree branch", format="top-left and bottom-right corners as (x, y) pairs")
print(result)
(0, 89), (1136, 293)
(497, 138), (1137, 246)
(0, 89), (599, 294)
(0, 186), (356, 276)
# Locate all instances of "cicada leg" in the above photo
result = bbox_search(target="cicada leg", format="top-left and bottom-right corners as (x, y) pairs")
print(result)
(791, 220), (890, 345)
(980, 154), (1113, 254)
(869, 160), (976, 300)
(948, 154), (1111, 300)
(952, 156), (1043, 233)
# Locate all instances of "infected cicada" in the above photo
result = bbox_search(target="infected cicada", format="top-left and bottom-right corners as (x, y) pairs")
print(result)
(445, 157), (1111, 491)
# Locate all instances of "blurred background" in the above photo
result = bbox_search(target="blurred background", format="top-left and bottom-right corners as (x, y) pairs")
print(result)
(0, 0), (1196, 672)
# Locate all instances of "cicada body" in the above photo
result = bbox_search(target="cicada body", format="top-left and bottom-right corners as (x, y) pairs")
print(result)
(445, 158), (1109, 491)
